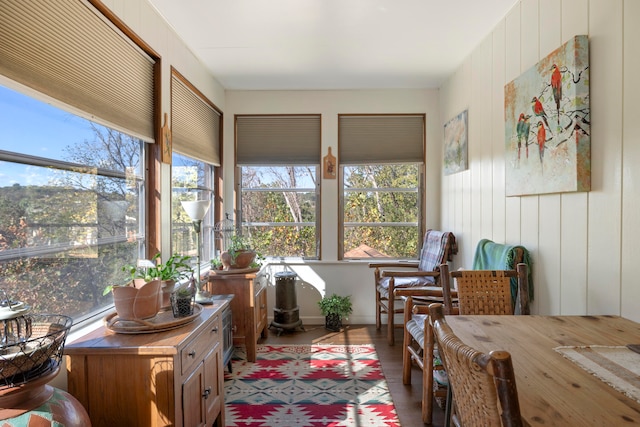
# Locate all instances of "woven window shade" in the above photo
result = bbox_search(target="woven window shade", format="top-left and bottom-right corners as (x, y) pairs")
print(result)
(171, 74), (221, 166)
(0, 0), (155, 141)
(339, 115), (425, 164)
(236, 115), (321, 165)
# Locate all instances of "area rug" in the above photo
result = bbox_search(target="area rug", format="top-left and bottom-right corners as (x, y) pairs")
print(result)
(554, 345), (640, 403)
(224, 344), (400, 426)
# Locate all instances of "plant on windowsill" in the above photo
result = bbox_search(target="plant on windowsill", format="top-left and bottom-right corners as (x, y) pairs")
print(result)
(220, 233), (257, 270)
(211, 257), (224, 271)
(317, 293), (353, 332)
(103, 253), (193, 314)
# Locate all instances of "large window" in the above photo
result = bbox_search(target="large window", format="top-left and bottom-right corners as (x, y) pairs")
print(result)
(339, 114), (425, 259)
(342, 164), (422, 258)
(170, 69), (220, 267)
(0, 84), (146, 322)
(236, 115), (321, 259)
(239, 166), (319, 258)
(0, 0), (157, 323)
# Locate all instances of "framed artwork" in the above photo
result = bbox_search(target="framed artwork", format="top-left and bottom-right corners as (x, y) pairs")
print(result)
(443, 109), (468, 175)
(504, 35), (590, 196)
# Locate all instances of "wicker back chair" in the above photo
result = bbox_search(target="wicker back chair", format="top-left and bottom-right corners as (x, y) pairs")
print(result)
(446, 263), (530, 316)
(428, 303), (523, 427)
(369, 229), (457, 345)
(401, 263), (529, 424)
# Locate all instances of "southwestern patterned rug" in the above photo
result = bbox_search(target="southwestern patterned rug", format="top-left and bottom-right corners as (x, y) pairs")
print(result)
(224, 344), (401, 426)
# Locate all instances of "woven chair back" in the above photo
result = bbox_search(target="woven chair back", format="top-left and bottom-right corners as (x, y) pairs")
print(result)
(454, 270), (514, 315)
(429, 303), (523, 427)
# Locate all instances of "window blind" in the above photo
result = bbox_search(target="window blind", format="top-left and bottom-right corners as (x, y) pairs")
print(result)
(236, 115), (321, 165)
(339, 115), (425, 164)
(171, 71), (221, 166)
(0, 0), (156, 142)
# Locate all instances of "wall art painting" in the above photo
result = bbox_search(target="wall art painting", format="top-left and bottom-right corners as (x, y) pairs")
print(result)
(443, 109), (468, 175)
(504, 35), (590, 196)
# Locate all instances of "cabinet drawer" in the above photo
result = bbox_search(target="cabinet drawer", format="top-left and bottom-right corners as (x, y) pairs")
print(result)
(181, 314), (220, 375)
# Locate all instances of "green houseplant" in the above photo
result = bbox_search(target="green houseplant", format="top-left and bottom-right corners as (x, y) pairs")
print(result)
(220, 234), (256, 269)
(104, 253), (193, 311)
(141, 253), (192, 283)
(317, 293), (353, 332)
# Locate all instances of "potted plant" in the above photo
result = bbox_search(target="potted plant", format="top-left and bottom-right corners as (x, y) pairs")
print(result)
(170, 284), (195, 318)
(220, 233), (256, 269)
(104, 253), (193, 311)
(103, 278), (162, 321)
(317, 293), (353, 332)
(211, 257), (224, 271)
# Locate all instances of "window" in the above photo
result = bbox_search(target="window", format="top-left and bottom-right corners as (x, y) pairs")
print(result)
(239, 166), (319, 258)
(170, 69), (221, 267)
(236, 115), (321, 258)
(339, 114), (425, 259)
(0, 84), (146, 321)
(171, 153), (215, 263)
(342, 164), (422, 258)
(0, 1), (157, 323)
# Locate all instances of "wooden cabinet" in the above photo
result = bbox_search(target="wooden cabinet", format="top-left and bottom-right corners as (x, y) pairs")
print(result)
(65, 300), (229, 427)
(206, 271), (268, 362)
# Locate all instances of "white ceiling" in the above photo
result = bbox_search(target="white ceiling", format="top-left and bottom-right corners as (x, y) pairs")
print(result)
(147, 0), (519, 91)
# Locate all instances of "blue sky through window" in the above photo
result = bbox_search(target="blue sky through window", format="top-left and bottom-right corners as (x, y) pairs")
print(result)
(0, 85), (96, 186)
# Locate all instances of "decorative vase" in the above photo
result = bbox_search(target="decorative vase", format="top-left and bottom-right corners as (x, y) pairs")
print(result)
(220, 249), (256, 270)
(112, 280), (161, 320)
(325, 313), (342, 332)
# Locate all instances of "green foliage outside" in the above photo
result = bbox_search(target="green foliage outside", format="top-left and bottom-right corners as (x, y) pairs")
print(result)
(0, 122), (143, 318)
(343, 164), (420, 258)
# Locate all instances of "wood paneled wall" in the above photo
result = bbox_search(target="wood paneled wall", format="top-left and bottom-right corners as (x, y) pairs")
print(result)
(439, 0), (640, 320)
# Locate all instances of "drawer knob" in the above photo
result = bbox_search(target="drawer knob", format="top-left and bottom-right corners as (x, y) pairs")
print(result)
(211, 327), (218, 333)
(188, 350), (196, 358)
(202, 387), (212, 399)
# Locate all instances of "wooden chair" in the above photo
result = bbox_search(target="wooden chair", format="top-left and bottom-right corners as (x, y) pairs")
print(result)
(471, 239), (533, 314)
(449, 263), (530, 316)
(369, 229), (457, 345)
(428, 302), (524, 427)
(401, 263), (529, 425)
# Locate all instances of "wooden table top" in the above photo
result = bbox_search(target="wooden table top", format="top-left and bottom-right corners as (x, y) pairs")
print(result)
(446, 315), (640, 426)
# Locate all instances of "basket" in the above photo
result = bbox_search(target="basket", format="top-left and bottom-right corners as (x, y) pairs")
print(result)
(0, 314), (72, 388)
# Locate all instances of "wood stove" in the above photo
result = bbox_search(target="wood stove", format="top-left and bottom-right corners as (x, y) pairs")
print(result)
(269, 271), (304, 335)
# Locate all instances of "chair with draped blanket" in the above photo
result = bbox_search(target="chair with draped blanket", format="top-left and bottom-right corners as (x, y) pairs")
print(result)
(472, 239), (533, 314)
(402, 262), (529, 424)
(369, 229), (458, 346)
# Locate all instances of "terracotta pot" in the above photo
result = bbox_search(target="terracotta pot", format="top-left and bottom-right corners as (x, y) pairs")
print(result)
(112, 280), (161, 320)
(221, 249), (256, 270)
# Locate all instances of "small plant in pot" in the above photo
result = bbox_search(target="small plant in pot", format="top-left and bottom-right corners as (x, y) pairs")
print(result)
(170, 284), (195, 318)
(210, 257), (224, 271)
(112, 253), (192, 309)
(317, 293), (353, 332)
(220, 233), (256, 270)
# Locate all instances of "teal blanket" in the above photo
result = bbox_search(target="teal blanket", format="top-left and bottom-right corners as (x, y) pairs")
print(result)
(472, 239), (534, 304)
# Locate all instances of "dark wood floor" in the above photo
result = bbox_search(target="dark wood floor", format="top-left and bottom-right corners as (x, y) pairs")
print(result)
(257, 323), (446, 427)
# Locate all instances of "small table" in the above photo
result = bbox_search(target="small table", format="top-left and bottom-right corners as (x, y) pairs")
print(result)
(207, 271), (268, 362)
(447, 315), (640, 426)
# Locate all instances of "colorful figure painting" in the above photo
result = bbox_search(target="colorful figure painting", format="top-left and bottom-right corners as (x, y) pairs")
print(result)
(504, 35), (590, 196)
(443, 109), (468, 175)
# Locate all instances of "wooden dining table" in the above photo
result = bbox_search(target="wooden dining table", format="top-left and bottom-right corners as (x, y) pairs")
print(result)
(446, 314), (640, 426)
